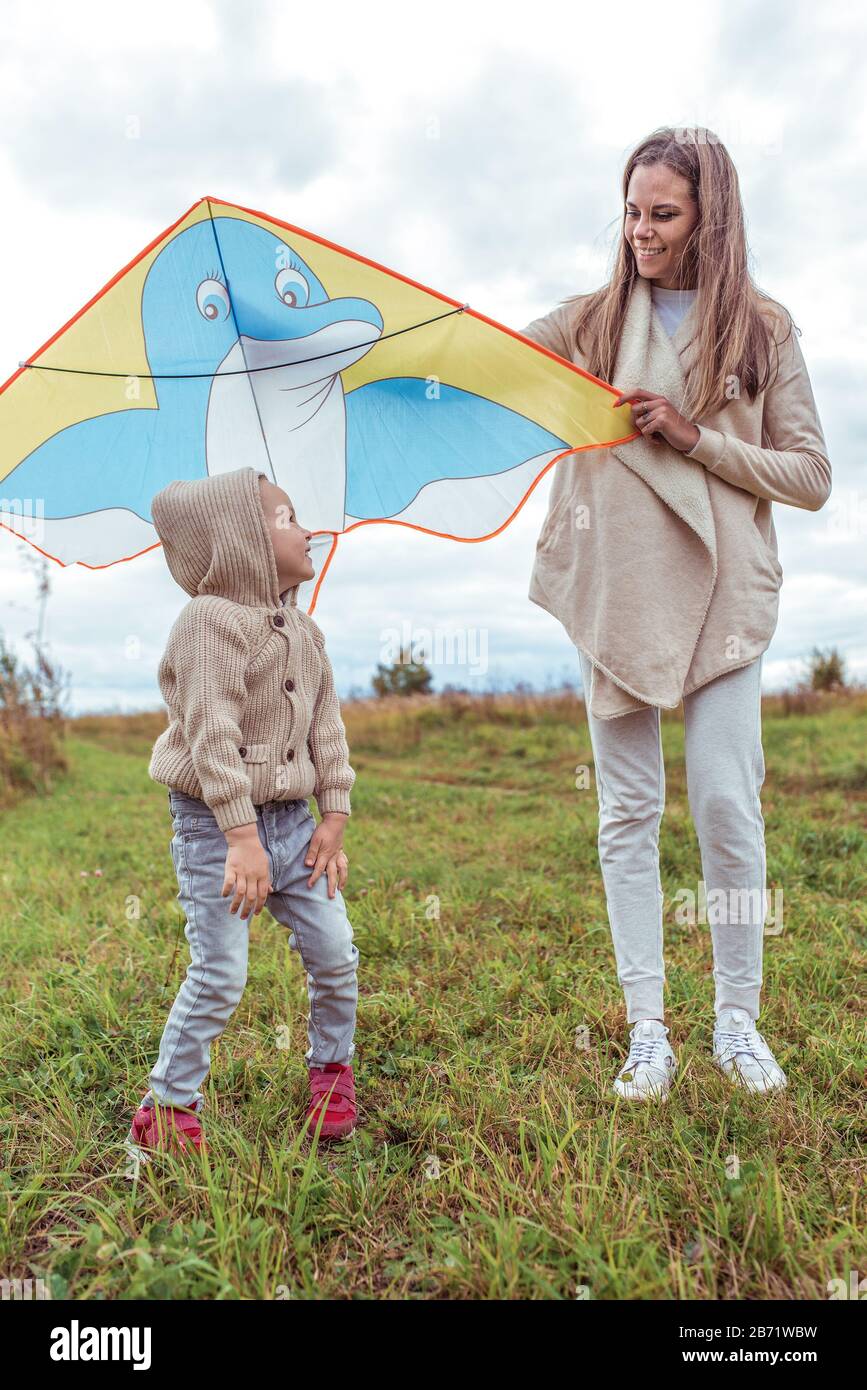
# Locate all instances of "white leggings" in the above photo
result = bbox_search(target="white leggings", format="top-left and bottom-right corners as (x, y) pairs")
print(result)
(578, 649), (767, 1023)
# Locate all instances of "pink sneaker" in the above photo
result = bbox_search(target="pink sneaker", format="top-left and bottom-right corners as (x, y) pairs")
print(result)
(127, 1101), (207, 1156)
(305, 1063), (357, 1140)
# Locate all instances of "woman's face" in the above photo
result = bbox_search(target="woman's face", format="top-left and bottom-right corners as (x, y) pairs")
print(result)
(258, 476), (314, 592)
(624, 162), (699, 290)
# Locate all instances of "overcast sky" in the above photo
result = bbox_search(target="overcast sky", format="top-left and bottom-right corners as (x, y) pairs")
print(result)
(1, 0), (865, 712)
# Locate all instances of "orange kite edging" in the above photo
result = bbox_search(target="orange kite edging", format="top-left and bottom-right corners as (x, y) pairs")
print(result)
(1, 194), (641, 598)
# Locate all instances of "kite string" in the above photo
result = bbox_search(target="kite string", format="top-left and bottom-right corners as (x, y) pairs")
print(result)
(19, 304), (471, 380)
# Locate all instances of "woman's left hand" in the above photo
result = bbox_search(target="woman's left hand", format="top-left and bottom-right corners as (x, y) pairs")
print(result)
(612, 389), (701, 454)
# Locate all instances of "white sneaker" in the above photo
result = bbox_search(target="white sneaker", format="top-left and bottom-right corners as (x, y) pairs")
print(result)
(713, 1008), (787, 1093)
(612, 1019), (677, 1101)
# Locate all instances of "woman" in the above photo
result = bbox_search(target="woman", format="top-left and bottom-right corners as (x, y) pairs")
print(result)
(520, 126), (831, 1101)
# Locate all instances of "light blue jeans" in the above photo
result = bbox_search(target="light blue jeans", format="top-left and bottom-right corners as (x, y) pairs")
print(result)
(142, 789), (358, 1112)
(578, 650), (767, 1024)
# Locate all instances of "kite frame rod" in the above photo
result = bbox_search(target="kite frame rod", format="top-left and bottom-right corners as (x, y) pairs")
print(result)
(18, 305), (471, 380)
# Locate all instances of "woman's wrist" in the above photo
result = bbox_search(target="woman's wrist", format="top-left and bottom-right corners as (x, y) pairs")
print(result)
(684, 423), (701, 453)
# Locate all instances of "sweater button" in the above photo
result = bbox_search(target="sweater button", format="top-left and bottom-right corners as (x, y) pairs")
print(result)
(273, 615), (285, 628)
(284, 678), (294, 692)
(239, 746), (247, 757)
(286, 748), (294, 761)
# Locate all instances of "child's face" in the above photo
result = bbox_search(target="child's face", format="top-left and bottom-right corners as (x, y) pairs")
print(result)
(258, 477), (314, 591)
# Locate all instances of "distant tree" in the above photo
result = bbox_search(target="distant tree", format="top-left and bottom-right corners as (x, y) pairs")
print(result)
(0, 555), (70, 798)
(804, 646), (847, 692)
(372, 646), (433, 697)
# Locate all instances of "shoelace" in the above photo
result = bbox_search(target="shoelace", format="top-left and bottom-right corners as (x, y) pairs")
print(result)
(622, 1037), (668, 1071)
(714, 1027), (773, 1067)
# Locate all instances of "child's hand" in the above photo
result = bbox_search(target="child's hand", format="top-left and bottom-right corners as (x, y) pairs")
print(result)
(222, 824), (273, 919)
(305, 812), (349, 898)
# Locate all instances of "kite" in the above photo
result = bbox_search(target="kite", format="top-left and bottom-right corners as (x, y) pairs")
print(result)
(0, 195), (635, 611)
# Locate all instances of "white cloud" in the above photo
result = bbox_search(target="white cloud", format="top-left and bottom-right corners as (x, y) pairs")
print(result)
(1, 0), (865, 711)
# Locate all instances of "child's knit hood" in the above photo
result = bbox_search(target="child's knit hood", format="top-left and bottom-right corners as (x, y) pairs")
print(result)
(150, 466), (299, 609)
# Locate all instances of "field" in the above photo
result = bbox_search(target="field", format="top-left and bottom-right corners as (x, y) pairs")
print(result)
(1, 689), (865, 1300)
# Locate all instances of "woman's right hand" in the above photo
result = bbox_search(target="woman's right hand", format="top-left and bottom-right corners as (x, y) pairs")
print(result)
(222, 823), (273, 918)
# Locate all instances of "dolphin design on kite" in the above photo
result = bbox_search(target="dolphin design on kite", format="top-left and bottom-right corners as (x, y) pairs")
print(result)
(0, 196), (635, 610)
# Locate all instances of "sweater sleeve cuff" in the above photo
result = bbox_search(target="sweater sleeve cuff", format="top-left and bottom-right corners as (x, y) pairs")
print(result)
(315, 788), (352, 816)
(684, 423), (727, 468)
(212, 793), (259, 833)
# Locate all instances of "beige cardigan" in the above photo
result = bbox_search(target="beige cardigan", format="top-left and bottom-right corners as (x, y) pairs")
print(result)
(148, 466), (355, 832)
(521, 275), (832, 719)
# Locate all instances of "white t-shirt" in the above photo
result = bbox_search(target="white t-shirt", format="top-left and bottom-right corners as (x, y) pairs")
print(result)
(651, 283), (697, 337)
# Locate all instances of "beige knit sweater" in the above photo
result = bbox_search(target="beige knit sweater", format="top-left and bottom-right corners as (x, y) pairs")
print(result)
(148, 466), (355, 832)
(521, 277), (832, 720)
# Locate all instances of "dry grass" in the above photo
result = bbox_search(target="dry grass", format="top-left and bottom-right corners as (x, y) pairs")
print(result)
(0, 688), (864, 1299)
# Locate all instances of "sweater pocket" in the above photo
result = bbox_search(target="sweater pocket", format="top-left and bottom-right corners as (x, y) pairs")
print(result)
(535, 495), (572, 555)
(239, 742), (270, 764)
(751, 522), (783, 581)
(238, 742), (273, 805)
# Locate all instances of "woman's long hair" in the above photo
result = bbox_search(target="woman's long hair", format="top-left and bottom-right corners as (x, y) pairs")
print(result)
(562, 126), (795, 419)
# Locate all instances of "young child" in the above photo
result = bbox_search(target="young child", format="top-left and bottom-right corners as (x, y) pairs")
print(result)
(128, 465), (359, 1154)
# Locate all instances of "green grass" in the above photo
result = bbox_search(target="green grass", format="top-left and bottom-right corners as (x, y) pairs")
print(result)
(0, 691), (865, 1300)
